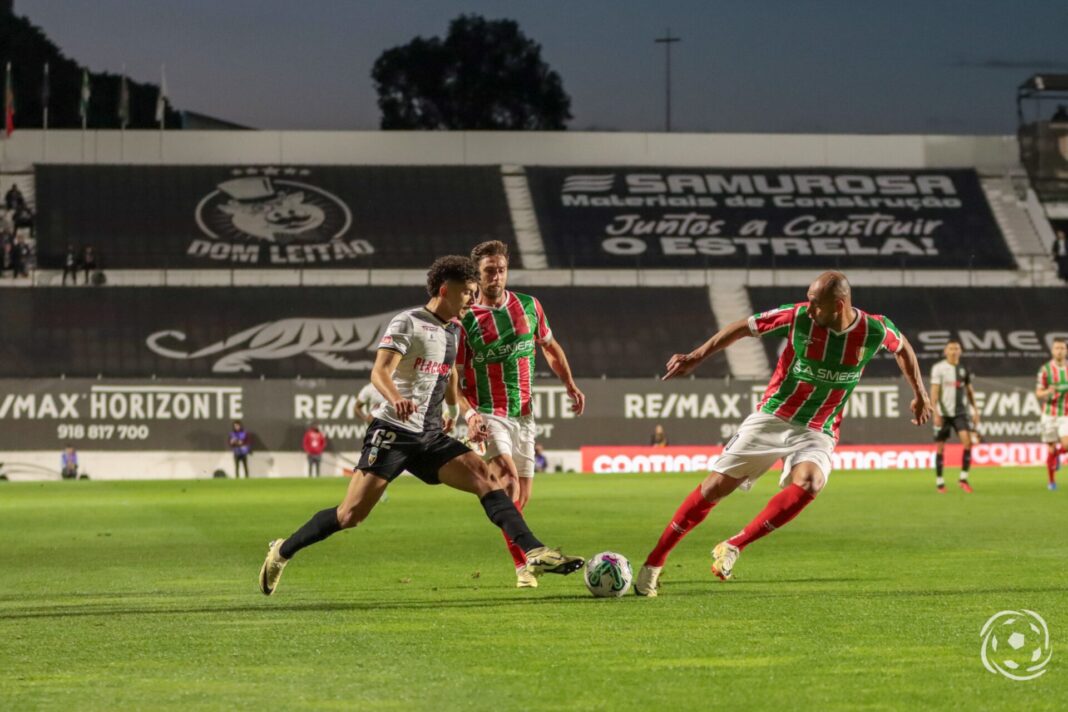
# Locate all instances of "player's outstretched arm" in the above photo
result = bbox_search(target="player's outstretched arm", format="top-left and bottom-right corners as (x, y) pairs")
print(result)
(371, 349), (417, 421)
(894, 336), (932, 425)
(541, 339), (585, 415)
(663, 317), (752, 381)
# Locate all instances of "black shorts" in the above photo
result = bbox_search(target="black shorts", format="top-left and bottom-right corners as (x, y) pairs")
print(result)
(933, 413), (973, 442)
(356, 419), (470, 484)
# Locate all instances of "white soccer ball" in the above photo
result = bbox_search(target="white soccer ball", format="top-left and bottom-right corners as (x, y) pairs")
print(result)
(584, 551), (633, 598)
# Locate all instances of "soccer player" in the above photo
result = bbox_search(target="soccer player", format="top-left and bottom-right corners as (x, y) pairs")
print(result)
(259, 256), (584, 596)
(929, 340), (979, 493)
(456, 240), (585, 588)
(1036, 337), (1068, 491)
(634, 271), (932, 596)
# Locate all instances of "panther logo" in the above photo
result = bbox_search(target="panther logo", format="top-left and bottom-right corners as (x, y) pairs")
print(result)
(145, 312), (403, 373)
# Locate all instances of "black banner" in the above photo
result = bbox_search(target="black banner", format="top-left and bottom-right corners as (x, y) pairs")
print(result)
(0, 286), (723, 379)
(748, 286), (1068, 377)
(35, 165), (515, 268)
(527, 167), (1013, 268)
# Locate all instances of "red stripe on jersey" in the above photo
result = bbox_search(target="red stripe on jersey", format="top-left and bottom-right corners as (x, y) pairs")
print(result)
(809, 388), (847, 431)
(505, 293), (531, 336)
(518, 356), (533, 416)
(805, 323), (829, 361)
(841, 313), (870, 366)
(487, 362), (509, 416)
(759, 340), (796, 411)
(475, 308), (500, 344)
(774, 381), (815, 420)
(829, 409), (847, 440)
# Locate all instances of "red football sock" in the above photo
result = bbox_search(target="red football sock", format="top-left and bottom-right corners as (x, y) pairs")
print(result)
(1048, 448), (1059, 485)
(503, 501), (527, 568)
(727, 484), (815, 551)
(644, 486), (716, 567)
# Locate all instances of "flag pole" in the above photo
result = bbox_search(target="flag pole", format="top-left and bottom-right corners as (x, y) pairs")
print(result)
(42, 62), (49, 159)
(120, 66), (126, 161)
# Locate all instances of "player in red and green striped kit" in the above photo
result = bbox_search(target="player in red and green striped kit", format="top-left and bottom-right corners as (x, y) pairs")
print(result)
(635, 271), (932, 596)
(1035, 338), (1068, 491)
(457, 241), (586, 588)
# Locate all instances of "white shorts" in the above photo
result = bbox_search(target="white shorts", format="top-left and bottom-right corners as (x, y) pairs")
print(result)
(1040, 415), (1068, 444)
(482, 413), (537, 478)
(714, 411), (835, 490)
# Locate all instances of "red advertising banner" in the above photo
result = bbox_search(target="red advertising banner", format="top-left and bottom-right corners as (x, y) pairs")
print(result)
(581, 443), (1052, 473)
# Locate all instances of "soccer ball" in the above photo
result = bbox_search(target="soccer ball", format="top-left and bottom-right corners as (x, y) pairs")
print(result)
(584, 551), (633, 598)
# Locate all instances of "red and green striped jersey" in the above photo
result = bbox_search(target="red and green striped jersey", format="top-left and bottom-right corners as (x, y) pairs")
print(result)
(456, 291), (553, 417)
(749, 303), (903, 440)
(1037, 360), (1068, 417)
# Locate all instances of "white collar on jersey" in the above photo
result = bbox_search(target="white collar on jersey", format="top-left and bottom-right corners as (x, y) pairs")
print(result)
(475, 290), (512, 310)
(827, 307), (861, 336)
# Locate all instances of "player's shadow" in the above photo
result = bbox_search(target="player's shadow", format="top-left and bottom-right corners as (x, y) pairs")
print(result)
(0, 594), (601, 621)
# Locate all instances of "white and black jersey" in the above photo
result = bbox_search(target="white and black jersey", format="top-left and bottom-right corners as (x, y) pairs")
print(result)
(930, 359), (972, 418)
(372, 307), (458, 434)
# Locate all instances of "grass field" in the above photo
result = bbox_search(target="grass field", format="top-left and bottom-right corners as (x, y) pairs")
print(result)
(1, 469), (1064, 711)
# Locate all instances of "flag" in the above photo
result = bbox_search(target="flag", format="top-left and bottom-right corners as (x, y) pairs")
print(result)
(155, 65), (167, 125)
(118, 71), (129, 128)
(79, 69), (91, 128)
(4, 62), (14, 137)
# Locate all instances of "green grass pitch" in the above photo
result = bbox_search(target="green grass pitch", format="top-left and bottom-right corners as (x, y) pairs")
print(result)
(1, 469), (1064, 710)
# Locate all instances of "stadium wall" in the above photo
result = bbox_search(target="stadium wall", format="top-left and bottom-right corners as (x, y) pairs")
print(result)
(0, 130), (1018, 170)
(0, 376), (1049, 481)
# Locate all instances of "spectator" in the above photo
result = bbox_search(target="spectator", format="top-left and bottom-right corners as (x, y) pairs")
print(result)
(13, 203), (33, 238)
(1055, 231), (1068, 282)
(82, 245), (98, 285)
(1, 240), (11, 278)
(302, 422), (327, 478)
(62, 244), (79, 285)
(10, 235), (26, 278)
(229, 420), (251, 478)
(651, 423), (669, 447)
(12, 234), (30, 278)
(1053, 105), (1068, 123)
(533, 443), (548, 473)
(61, 446), (79, 480)
(5, 183), (25, 212)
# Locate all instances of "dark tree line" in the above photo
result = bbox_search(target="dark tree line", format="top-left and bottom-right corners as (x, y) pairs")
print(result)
(0, 2), (179, 129)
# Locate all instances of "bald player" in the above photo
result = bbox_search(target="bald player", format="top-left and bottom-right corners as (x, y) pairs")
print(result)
(634, 271), (932, 596)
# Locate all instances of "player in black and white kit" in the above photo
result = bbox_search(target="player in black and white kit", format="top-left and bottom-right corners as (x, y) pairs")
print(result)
(259, 256), (584, 595)
(929, 340), (979, 493)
